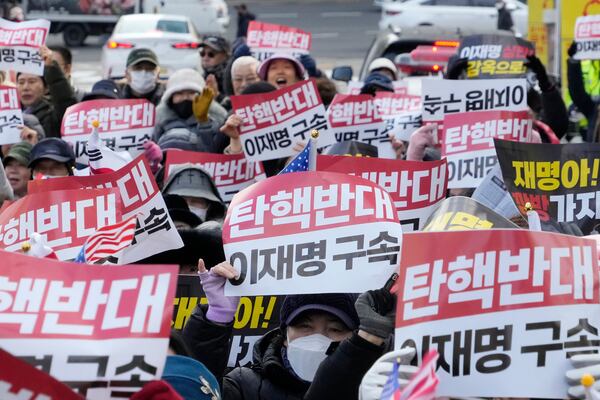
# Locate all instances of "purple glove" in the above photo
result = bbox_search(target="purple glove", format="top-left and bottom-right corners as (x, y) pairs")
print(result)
(199, 261), (240, 324)
(406, 125), (436, 161)
(143, 140), (163, 174)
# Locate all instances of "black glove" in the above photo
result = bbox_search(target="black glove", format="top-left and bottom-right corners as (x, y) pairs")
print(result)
(568, 41), (578, 58)
(355, 287), (396, 339)
(445, 56), (469, 80)
(299, 54), (321, 78)
(525, 54), (552, 92)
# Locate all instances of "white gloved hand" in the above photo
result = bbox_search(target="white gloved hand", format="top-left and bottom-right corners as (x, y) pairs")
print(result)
(359, 347), (418, 400)
(566, 354), (600, 398)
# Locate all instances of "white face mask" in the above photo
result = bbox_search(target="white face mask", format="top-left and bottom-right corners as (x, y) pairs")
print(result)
(287, 333), (332, 382)
(189, 206), (207, 221)
(129, 70), (157, 94)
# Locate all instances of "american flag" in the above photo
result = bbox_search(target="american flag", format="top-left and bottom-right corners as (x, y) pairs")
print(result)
(381, 350), (439, 400)
(278, 134), (318, 174)
(74, 216), (137, 263)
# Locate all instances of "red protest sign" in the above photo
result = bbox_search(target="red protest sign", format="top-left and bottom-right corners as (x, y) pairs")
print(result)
(373, 91), (422, 142)
(441, 110), (532, 189)
(0, 250), (178, 398)
(317, 154), (447, 231)
(164, 150), (266, 202)
(231, 79), (332, 162)
(0, 19), (50, 75)
(0, 188), (122, 260)
(246, 21), (311, 61)
(28, 156), (183, 263)
(0, 349), (82, 400)
(395, 229), (599, 398)
(0, 85), (23, 145)
(61, 99), (155, 164)
(223, 171), (402, 296)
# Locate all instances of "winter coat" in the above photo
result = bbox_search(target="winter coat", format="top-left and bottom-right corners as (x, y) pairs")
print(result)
(497, 7), (513, 31)
(237, 11), (256, 38)
(568, 59), (599, 142)
(538, 86), (570, 141)
(118, 81), (166, 106)
(182, 306), (385, 400)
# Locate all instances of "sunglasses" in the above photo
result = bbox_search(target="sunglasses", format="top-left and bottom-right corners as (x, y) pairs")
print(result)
(200, 50), (216, 58)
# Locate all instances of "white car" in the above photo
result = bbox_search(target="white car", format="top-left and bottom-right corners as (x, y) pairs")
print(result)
(379, 0), (528, 37)
(144, 0), (230, 34)
(101, 14), (202, 79)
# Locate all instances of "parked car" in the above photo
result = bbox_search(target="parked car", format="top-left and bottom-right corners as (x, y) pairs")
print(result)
(101, 14), (201, 79)
(379, 0), (528, 37)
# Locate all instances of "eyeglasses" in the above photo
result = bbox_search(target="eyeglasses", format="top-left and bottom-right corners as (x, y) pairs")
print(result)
(200, 50), (216, 58)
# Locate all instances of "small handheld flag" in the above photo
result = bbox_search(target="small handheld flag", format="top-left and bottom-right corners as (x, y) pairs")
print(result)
(278, 129), (319, 174)
(74, 216), (137, 264)
(87, 120), (131, 175)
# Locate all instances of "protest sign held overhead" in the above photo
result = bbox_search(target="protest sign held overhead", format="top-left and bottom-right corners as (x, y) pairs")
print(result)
(495, 140), (600, 234)
(327, 94), (395, 158)
(0, 18), (49, 75)
(374, 91), (422, 142)
(0, 85), (23, 145)
(223, 171), (402, 296)
(317, 154), (447, 232)
(61, 99), (154, 165)
(231, 79), (332, 162)
(423, 196), (519, 231)
(0, 250), (178, 399)
(0, 188), (122, 260)
(164, 150), (266, 203)
(458, 34), (535, 79)
(574, 15), (600, 60)
(395, 229), (599, 398)
(246, 21), (311, 61)
(28, 155), (183, 263)
(442, 110), (532, 188)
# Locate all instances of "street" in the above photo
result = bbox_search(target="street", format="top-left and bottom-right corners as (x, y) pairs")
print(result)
(46, 0), (382, 91)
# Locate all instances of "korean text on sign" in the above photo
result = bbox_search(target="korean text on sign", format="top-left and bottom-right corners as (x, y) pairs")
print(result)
(0, 18), (49, 75)
(0, 85), (23, 145)
(246, 21), (311, 61)
(223, 171), (403, 296)
(574, 15), (600, 60)
(396, 229), (599, 398)
(61, 99), (155, 164)
(0, 251), (178, 399)
(231, 79), (332, 162)
(374, 92), (422, 142)
(442, 110), (532, 189)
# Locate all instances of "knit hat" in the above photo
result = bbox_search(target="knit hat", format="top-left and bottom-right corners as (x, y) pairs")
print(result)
(241, 81), (277, 95)
(368, 57), (398, 80)
(161, 355), (221, 400)
(257, 53), (307, 81)
(162, 68), (206, 104)
(280, 293), (360, 331)
(360, 71), (394, 94)
(3, 141), (32, 167)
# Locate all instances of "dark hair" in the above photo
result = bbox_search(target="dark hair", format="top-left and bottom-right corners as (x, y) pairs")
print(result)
(49, 46), (72, 66)
(169, 329), (192, 356)
(316, 76), (337, 107)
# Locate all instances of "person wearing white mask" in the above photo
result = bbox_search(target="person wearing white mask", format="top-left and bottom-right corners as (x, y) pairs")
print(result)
(182, 262), (396, 400)
(119, 48), (165, 106)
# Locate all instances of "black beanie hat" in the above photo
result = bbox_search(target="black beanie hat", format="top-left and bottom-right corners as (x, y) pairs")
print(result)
(279, 293), (360, 331)
(241, 81), (277, 95)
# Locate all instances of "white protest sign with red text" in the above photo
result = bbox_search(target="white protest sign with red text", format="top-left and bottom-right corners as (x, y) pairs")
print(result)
(231, 79), (332, 162)
(0, 250), (178, 399)
(574, 15), (600, 60)
(442, 110), (532, 188)
(223, 171), (402, 296)
(0, 349), (83, 400)
(164, 150), (266, 202)
(61, 99), (155, 164)
(374, 91), (422, 142)
(28, 156), (183, 263)
(396, 229), (599, 398)
(327, 94), (395, 159)
(0, 18), (49, 75)
(317, 155), (447, 232)
(246, 21), (311, 61)
(0, 188), (122, 260)
(0, 85), (23, 145)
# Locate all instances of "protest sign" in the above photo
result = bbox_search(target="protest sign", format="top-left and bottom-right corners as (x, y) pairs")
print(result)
(574, 15), (600, 60)
(0, 188), (122, 260)
(0, 18), (49, 75)
(458, 34), (535, 79)
(495, 140), (600, 234)
(246, 21), (311, 61)
(173, 274), (283, 367)
(0, 85), (23, 145)
(61, 99), (154, 164)
(317, 154), (447, 232)
(223, 171), (402, 296)
(472, 164), (521, 220)
(28, 156), (183, 263)
(231, 79), (332, 162)
(421, 78), (528, 125)
(395, 229), (599, 398)
(0, 250), (178, 399)
(423, 196), (519, 231)
(374, 91), (422, 141)
(442, 110), (532, 188)
(347, 80), (412, 95)
(0, 349), (83, 400)
(164, 150), (266, 203)
(327, 94), (395, 158)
